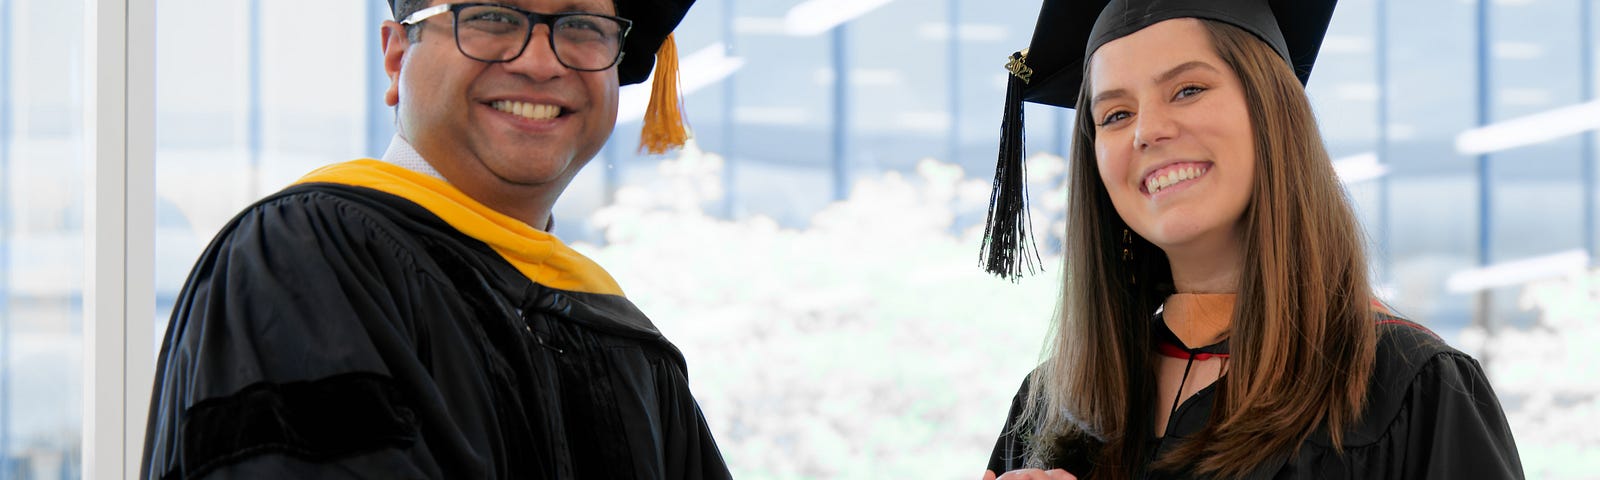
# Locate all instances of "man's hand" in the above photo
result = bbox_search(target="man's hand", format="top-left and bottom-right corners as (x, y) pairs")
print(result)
(982, 468), (1078, 480)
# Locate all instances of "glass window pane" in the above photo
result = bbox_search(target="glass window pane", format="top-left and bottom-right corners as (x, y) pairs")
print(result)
(956, 0), (1064, 173)
(154, 0), (255, 331)
(727, 0), (834, 226)
(847, 0), (949, 170)
(2, 0), (87, 477)
(1385, 0), (1480, 331)
(155, 0), (372, 332)
(1483, 0), (1588, 327)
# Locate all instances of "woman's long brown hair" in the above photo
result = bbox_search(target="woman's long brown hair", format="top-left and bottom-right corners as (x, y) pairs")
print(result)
(1019, 20), (1378, 479)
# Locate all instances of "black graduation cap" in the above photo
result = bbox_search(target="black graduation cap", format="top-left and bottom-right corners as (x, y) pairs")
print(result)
(388, 0), (698, 153)
(980, 0), (1338, 279)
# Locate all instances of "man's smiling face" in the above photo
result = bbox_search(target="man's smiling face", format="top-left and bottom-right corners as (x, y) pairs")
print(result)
(385, 0), (621, 218)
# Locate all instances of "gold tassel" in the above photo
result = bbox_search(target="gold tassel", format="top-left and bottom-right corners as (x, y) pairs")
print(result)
(638, 34), (690, 154)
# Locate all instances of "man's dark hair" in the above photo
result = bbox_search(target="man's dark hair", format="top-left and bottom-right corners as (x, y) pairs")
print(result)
(394, 0), (429, 42)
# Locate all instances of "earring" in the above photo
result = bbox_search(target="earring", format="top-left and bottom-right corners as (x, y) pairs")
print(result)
(1121, 228), (1133, 261)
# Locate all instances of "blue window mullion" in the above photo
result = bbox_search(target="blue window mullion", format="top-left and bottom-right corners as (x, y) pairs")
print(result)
(1581, 0), (1595, 265)
(721, 0), (737, 218)
(247, 0), (263, 199)
(831, 24), (848, 201)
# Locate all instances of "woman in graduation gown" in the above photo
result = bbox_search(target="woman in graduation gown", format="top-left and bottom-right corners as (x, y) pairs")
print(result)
(975, 0), (1524, 478)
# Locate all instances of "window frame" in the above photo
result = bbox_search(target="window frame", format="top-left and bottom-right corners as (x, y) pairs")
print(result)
(83, 0), (156, 477)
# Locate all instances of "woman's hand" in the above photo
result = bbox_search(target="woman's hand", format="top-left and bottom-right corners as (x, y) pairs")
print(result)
(982, 468), (1078, 480)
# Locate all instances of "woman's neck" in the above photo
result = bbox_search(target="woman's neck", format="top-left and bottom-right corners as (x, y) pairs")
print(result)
(1162, 293), (1236, 347)
(1154, 226), (1245, 346)
(1163, 233), (1244, 294)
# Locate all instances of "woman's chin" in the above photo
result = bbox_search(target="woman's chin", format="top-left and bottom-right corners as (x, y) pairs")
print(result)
(1144, 223), (1241, 255)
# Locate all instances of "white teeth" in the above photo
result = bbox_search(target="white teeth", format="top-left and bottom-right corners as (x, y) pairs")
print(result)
(1146, 165), (1207, 194)
(492, 100), (561, 120)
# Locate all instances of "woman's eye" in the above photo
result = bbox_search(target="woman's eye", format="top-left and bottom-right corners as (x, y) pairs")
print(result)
(1098, 111), (1131, 127)
(1175, 85), (1206, 99)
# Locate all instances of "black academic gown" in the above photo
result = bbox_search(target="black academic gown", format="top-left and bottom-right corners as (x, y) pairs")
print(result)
(141, 160), (731, 479)
(986, 317), (1525, 479)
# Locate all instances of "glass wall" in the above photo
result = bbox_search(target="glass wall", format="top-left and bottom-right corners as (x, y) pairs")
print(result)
(1483, 0), (1590, 329)
(154, 0), (374, 331)
(1, 0), (87, 478)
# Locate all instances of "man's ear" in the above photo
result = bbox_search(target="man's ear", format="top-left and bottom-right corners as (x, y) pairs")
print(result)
(380, 21), (408, 107)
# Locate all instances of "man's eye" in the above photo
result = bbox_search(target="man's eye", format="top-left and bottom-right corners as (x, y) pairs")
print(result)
(465, 12), (519, 24)
(559, 19), (603, 32)
(460, 9), (525, 34)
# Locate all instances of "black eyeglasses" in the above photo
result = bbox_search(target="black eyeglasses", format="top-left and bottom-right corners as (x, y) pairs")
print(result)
(401, 3), (634, 71)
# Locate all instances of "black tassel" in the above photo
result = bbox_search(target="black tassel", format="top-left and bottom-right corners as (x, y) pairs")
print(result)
(981, 51), (1043, 280)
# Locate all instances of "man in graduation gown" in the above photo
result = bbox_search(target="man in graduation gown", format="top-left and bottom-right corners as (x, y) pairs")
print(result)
(140, 0), (732, 478)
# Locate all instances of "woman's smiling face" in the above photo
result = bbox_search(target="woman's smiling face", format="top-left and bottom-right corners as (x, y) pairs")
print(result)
(1088, 18), (1256, 255)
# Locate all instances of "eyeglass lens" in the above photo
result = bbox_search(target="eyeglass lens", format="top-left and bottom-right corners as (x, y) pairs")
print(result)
(455, 4), (626, 70)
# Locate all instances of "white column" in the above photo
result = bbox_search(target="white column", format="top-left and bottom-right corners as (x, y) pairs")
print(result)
(125, 0), (157, 476)
(83, 0), (156, 477)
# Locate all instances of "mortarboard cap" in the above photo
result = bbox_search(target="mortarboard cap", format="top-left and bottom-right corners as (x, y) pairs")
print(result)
(980, 0), (1337, 279)
(388, 0), (697, 153)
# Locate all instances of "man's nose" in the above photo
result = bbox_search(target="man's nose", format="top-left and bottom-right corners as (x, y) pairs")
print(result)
(502, 26), (569, 80)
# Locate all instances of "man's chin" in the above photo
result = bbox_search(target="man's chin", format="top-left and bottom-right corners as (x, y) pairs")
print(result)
(480, 153), (582, 187)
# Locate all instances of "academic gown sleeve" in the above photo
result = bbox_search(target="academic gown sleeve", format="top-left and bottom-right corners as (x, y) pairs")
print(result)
(651, 353), (731, 479)
(141, 190), (460, 479)
(1288, 324), (1526, 480)
(1391, 352), (1524, 479)
(986, 374), (1098, 477)
(987, 377), (1032, 474)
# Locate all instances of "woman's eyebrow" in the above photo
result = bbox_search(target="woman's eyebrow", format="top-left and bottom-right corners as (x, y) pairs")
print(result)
(1154, 60), (1219, 85)
(1091, 61), (1220, 110)
(1091, 88), (1129, 110)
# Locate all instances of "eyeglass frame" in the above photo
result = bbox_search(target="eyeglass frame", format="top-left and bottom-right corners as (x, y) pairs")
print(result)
(400, 2), (635, 71)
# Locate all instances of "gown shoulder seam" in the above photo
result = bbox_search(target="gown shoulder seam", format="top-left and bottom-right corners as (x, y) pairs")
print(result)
(247, 185), (457, 286)
(1331, 349), (1474, 450)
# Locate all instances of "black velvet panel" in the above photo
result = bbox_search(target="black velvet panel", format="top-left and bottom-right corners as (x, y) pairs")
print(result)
(177, 372), (419, 479)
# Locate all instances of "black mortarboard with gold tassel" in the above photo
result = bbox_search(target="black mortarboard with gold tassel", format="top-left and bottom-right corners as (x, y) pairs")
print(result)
(983, 0), (1336, 279)
(613, 0), (696, 154)
(388, 0), (696, 154)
